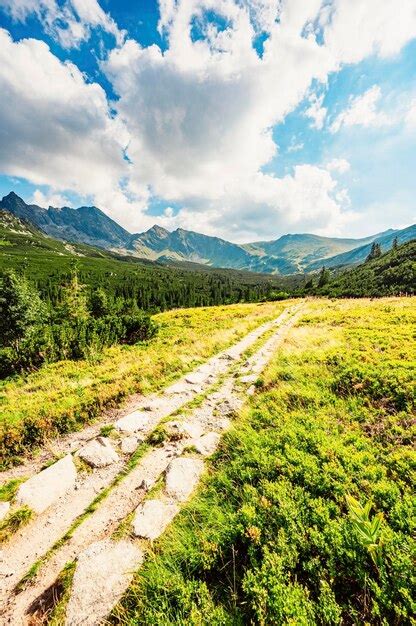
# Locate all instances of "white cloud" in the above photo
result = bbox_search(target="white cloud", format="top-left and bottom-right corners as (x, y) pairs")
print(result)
(405, 99), (416, 130)
(330, 86), (393, 133)
(323, 0), (416, 63)
(1, 0), (416, 239)
(0, 0), (124, 48)
(304, 92), (327, 130)
(326, 158), (350, 174)
(31, 189), (73, 208)
(0, 29), (153, 232)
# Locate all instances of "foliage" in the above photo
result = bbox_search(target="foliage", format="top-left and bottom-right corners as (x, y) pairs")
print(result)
(113, 298), (415, 625)
(306, 240), (416, 297)
(0, 270), (44, 349)
(0, 270), (157, 378)
(0, 300), (287, 466)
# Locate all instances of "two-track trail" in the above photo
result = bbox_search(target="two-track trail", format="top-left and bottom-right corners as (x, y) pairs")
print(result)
(0, 302), (304, 625)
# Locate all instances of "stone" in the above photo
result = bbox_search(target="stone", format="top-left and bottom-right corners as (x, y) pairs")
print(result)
(168, 381), (197, 395)
(121, 435), (140, 454)
(193, 432), (220, 456)
(185, 372), (211, 385)
(15, 455), (77, 514)
(0, 501), (10, 521)
(115, 410), (150, 433)
(65, 539), (143, 626)
(240, 374), (257, 384)
(247, 385), (256, 396)
(165, 457), (204, 502)
(132, 499), (179, 540)
(77, 437), (119, 468)
(165, 420), (204, 440)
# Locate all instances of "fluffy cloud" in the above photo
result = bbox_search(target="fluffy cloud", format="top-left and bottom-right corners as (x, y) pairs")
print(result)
(326, 158), (350, 174)
(0, 29), (153, 230)
(1, 0), (416, 239)
(0, 0), (124, 48)
(330, 86), (393, 133)
(304, 92), (327, 130)
(31, 189), (73, 208)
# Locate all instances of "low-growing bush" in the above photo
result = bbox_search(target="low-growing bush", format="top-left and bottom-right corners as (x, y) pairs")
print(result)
(0, 271), (158, 378)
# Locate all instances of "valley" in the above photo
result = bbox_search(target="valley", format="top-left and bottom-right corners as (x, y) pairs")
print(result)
(2, 192), (415, 275)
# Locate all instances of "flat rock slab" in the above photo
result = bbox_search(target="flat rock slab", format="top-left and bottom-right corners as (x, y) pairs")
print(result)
(77, 437), (119, 468)
(121, 435), (141, 454)
(15, 454), (77, 514)
(240, 374), (258, 384)
(185, 372), (211, 385)
(165, 457), (204, 502)
(168, 381), (197, 395)
(193, 432), (220, 456)
(65, 539), (143, 626)
(115, 410), (150, 433)
(0, 501), (10, 521)
(133, 499), (179, 540)
(166, 421), (204, 440)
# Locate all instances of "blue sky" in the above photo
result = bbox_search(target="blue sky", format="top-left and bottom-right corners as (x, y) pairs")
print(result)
(0, 0), (415, 241)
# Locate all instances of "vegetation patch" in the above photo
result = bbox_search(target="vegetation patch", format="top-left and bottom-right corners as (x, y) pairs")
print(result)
(0, 506), (33, 544)
(112, 298), (415, 625)
(0, 300), (287, 467)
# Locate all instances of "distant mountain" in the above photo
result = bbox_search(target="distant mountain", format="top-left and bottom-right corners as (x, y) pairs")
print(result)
(0, 191), (130, 249)
(306, 224), (416, 271)
(316, 239), (416, 297)
(1, 192), (414, 275)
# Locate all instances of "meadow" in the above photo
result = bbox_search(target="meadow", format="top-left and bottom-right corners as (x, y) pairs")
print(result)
(112, 298), (415, 625)
(0, 300), (288, 467)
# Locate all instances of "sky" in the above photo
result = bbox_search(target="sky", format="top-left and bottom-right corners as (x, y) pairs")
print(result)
(0, 0), (415, 243)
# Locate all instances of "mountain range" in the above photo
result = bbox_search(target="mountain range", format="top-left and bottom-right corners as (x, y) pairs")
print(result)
(1, 192), (415, 275)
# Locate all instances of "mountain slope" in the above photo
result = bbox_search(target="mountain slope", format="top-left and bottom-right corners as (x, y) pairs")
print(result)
(246, 232), (386, 268)
(306, 224), (416, 271)
(316, 239), (416, 296)
(0, 191), (130, 248)
(1, 192), (414, 275)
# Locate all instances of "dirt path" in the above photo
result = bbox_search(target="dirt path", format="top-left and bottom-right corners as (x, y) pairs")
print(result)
(0, 303), (303, 625)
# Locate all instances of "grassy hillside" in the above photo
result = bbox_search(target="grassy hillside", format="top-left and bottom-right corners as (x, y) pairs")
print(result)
(316, 240), (415, 297)
(0, 211), (297, 309)
(0, 300), (288, 467)
(113, 298), (415, 625)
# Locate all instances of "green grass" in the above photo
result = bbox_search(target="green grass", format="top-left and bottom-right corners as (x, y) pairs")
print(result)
(0, 477), (26, 502)
(111, 297), (415, 625)
(0, 301), (289, 467)
(0, 506), (33, 544)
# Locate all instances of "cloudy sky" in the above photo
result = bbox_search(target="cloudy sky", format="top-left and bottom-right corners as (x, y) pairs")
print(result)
(0, 0), (415, 242)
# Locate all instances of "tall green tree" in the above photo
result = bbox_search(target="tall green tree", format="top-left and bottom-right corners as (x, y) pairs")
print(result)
(0, 270), (44, 350)
(318, 266), (330, 288)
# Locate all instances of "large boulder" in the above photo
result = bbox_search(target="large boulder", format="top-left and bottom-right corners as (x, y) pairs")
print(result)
(165, 457), (204, 502)
(132, 499), (179, 540)
(65, 539), (143, 626)
(77, 437), (119, 468)
(15, 455), (77, 514)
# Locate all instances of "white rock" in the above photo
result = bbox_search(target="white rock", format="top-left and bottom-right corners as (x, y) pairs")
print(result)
(115, 410), (150, 433)
(15, 455), (77, 514)
(0, 501), (10, 521)
(247, 385), (256, 396)
(132, 499), (179, 540)
(166, 421), (204, 440)
(185, 372), (210, 385)
(121, 435), (140, 454)
(65, 539), (143, 626)
(77, 437), (119, 468)
(165, 457), (204, 502)
(240, 374), (257, 384)
(193, 432), (220, 456)
(168, 382), (196, 395)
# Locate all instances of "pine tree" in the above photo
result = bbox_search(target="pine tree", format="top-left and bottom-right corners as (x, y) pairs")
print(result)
(0, 270), (44, 350)
(392, 237), (399, 251)
(318, 266), (330, 288)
